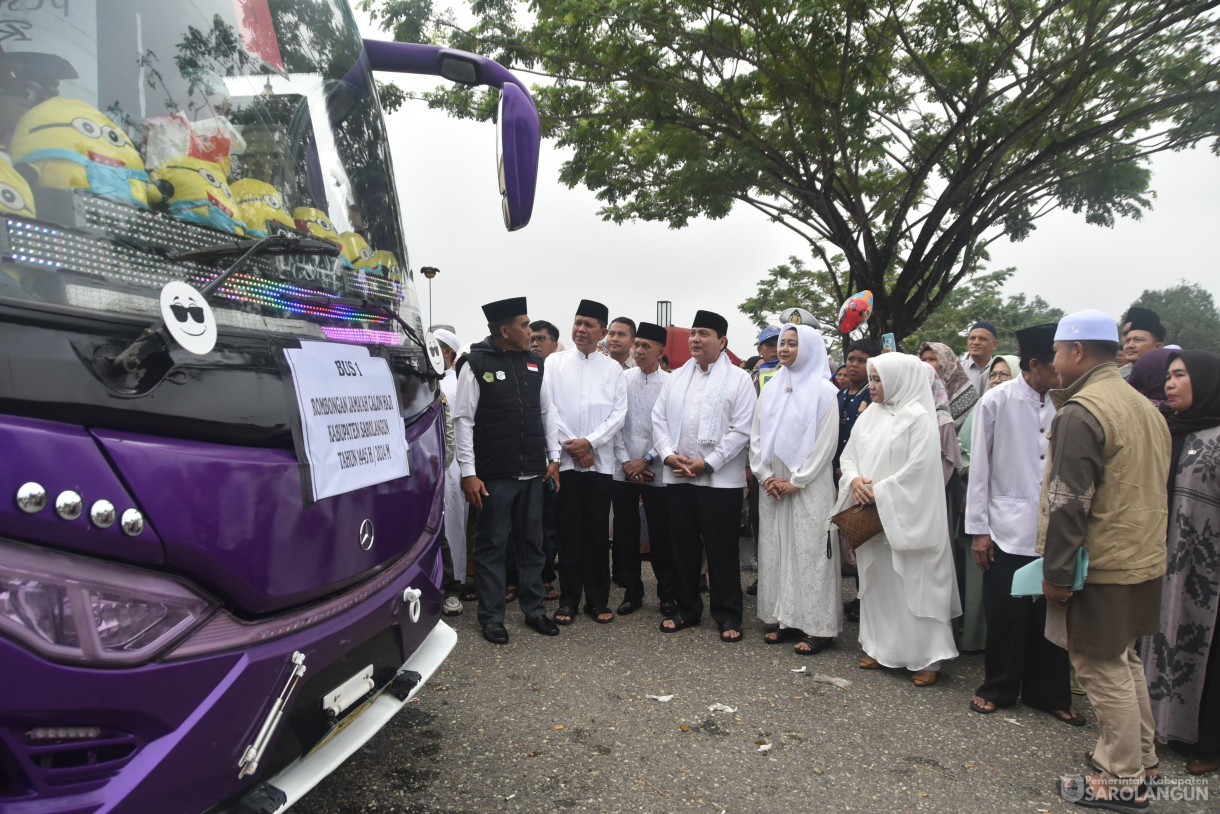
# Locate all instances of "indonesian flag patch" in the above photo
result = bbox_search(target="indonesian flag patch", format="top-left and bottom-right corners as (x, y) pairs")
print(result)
(526, 362), (539, 373)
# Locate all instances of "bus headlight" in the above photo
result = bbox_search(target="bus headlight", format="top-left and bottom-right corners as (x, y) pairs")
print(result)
(0, 539), (215, 666)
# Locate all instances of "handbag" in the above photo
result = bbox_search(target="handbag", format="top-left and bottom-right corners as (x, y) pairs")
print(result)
(829, 502), (883, 550)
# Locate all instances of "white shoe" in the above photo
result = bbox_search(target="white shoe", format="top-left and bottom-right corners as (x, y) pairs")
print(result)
(442, 596), (463, 616)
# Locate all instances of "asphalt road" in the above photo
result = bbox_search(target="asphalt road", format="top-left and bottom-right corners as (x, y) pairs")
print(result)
(289, 572), (1213, 814)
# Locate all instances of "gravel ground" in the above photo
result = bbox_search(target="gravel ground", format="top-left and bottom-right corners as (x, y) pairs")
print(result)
(289, 571), (1213, 814)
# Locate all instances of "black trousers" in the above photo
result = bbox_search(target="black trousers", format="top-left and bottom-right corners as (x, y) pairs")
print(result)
(556, 470), (613, 612)
(471, 477), (546, 626)
(668, 483), (743, 629)
(976, 546), (1072, 710)
(611, 481), (674, 605)
(541, 481), (559, 585)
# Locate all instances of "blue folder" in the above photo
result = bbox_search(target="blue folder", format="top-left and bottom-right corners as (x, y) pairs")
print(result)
(1010, 548), (1089, 597)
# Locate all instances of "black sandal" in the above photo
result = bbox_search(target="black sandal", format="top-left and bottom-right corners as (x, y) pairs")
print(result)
(660, 614), (698, 632)
(553, 606), (577, 625)
(763, 627), (801, 644)
(586, 606), (614, 624)
(719, 625), (743, 643)
(794, 636), (833, 655)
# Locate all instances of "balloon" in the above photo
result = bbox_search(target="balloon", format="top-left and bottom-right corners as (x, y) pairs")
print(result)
(837, 290), (874, 333)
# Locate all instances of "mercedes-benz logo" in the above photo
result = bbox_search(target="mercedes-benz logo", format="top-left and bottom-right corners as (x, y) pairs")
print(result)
(358, 519), (375, 551)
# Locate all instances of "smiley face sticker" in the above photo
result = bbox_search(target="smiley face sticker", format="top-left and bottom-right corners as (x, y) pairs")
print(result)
(159, 281), (217, 355)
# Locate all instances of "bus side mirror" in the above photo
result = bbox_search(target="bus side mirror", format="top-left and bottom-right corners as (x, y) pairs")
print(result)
(497, 83), (539, 231)
(363, 41), (541, 232)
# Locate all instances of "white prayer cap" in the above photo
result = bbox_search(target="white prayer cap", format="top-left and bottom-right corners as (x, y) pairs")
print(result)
(433, 328), (461, 352)
(1054, 309), (1119, 343)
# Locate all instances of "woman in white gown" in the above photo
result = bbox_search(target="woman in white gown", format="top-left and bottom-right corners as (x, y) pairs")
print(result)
(833, 352), (960, 685)
(749, 323), (841, 655)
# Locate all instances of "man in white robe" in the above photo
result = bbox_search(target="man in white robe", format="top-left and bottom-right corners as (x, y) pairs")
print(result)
(966, 324), (1079, 724)
(611, 321), (673, 615)
(543, 299), (628, 625)
(435, 327), (466, 616)
(652, 310), (756, 642)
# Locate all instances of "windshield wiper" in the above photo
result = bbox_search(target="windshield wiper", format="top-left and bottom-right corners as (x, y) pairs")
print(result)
(110, 236), (340, 373)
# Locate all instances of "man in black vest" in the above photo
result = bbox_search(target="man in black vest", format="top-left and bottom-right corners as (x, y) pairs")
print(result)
(453, 297), (562, 644)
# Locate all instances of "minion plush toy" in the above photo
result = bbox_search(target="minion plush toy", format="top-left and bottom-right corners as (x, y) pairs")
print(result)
(230, 178), (293, 237)
(10, 98), (160, 208)
(0, 154), (36, 217)
(292, 206), (341, 246)
(372, 250), (402, 284)
(151, 156), (247, 236)
(339, 231), (378, 270)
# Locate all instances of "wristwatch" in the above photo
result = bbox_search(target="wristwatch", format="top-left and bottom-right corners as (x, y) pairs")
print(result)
(549, 457), (561, 465)
(643, 452), (655, 465)
(702, 461), (715, 475)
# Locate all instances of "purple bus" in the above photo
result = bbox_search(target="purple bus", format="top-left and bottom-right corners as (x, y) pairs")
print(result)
(0, 2), (539, 812)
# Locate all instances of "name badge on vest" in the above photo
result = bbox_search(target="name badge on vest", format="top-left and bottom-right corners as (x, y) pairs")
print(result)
(495, 371), (506, 380)
(483, 372), (495, 383)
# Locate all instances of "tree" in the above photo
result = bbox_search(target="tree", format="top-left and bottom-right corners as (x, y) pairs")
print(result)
(363, 0), (1220, 339)
(1129, 281), (1220, 354)
(741, 256), (1062, 357)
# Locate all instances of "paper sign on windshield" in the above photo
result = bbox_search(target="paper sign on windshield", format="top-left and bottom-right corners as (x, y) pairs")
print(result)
(284, 342), (410, 502)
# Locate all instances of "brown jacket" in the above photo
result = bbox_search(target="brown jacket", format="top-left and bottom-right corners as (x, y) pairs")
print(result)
(1036, 363), (1169, 656)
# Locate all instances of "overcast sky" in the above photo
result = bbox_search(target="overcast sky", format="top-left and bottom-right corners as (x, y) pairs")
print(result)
(357, 17), (1220, 358)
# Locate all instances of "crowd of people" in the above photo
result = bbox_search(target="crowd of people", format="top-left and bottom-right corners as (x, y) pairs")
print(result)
(432, 298), (1217, 813)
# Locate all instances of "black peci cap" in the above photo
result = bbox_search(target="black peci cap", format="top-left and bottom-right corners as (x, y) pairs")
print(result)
(692, 310), (729, 336)
(1122, 306), (1166, 341)
(1015, 323), (1057, 358)
(576, 299), (609, 324)
(482, 297), (528, 323)
(636, 321), (668, 345)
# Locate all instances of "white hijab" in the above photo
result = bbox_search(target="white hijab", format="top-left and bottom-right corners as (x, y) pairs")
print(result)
(758, 323), (839, 472)
(834, 352), (960, 621)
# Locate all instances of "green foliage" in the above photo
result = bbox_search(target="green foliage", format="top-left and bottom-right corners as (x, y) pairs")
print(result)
(367, 0), (1220, 338)
(1129, 282), (1220, 354)
(741, 255), (1063, 357)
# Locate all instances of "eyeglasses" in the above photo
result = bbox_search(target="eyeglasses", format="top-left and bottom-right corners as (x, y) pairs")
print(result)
(988, 369), (1012, 382)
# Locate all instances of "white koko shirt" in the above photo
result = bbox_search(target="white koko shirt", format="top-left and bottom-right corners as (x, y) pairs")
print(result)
(651, 356), (756, 489)
(612, 366), (668, 486)
(541, 347), (628, 475)
(964, 372), (1056, 557)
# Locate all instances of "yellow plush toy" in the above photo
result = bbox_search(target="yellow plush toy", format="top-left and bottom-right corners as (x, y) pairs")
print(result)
(0, 155), (36, 217)
(10, 98), (160, 209)
(150, 156), (247, 236)
(292, 206), (341, 246)
(338, 231), (379, 270)
(372, 250), (402, 284)
(230, 178), (294, 237)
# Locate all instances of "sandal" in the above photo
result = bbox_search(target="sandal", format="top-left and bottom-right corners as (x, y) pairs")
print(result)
(858, 656), (882, 669)
(843, 598), (860, 622)
(660, 614), (699, 632)
(460, 585), (478, 602)
(553, 606), (577, 626)
(763, 627), (801, 644)
(912, 670), (938, 687)
(719, 627), (743, 643)
(586, 607), (614, 624)
(1186, 753), (1220, 775)
(504, 585), (518, 603)
(543, 583), (559, 601)
(1086, 751), (1162, 787)
(794, 636), (833, 656)
(969, 696), (998, 715)
(1035, 705), (1086, 727)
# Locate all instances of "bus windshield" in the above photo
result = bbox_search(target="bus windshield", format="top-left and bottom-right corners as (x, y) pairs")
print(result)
(0, 0), (422, 345)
